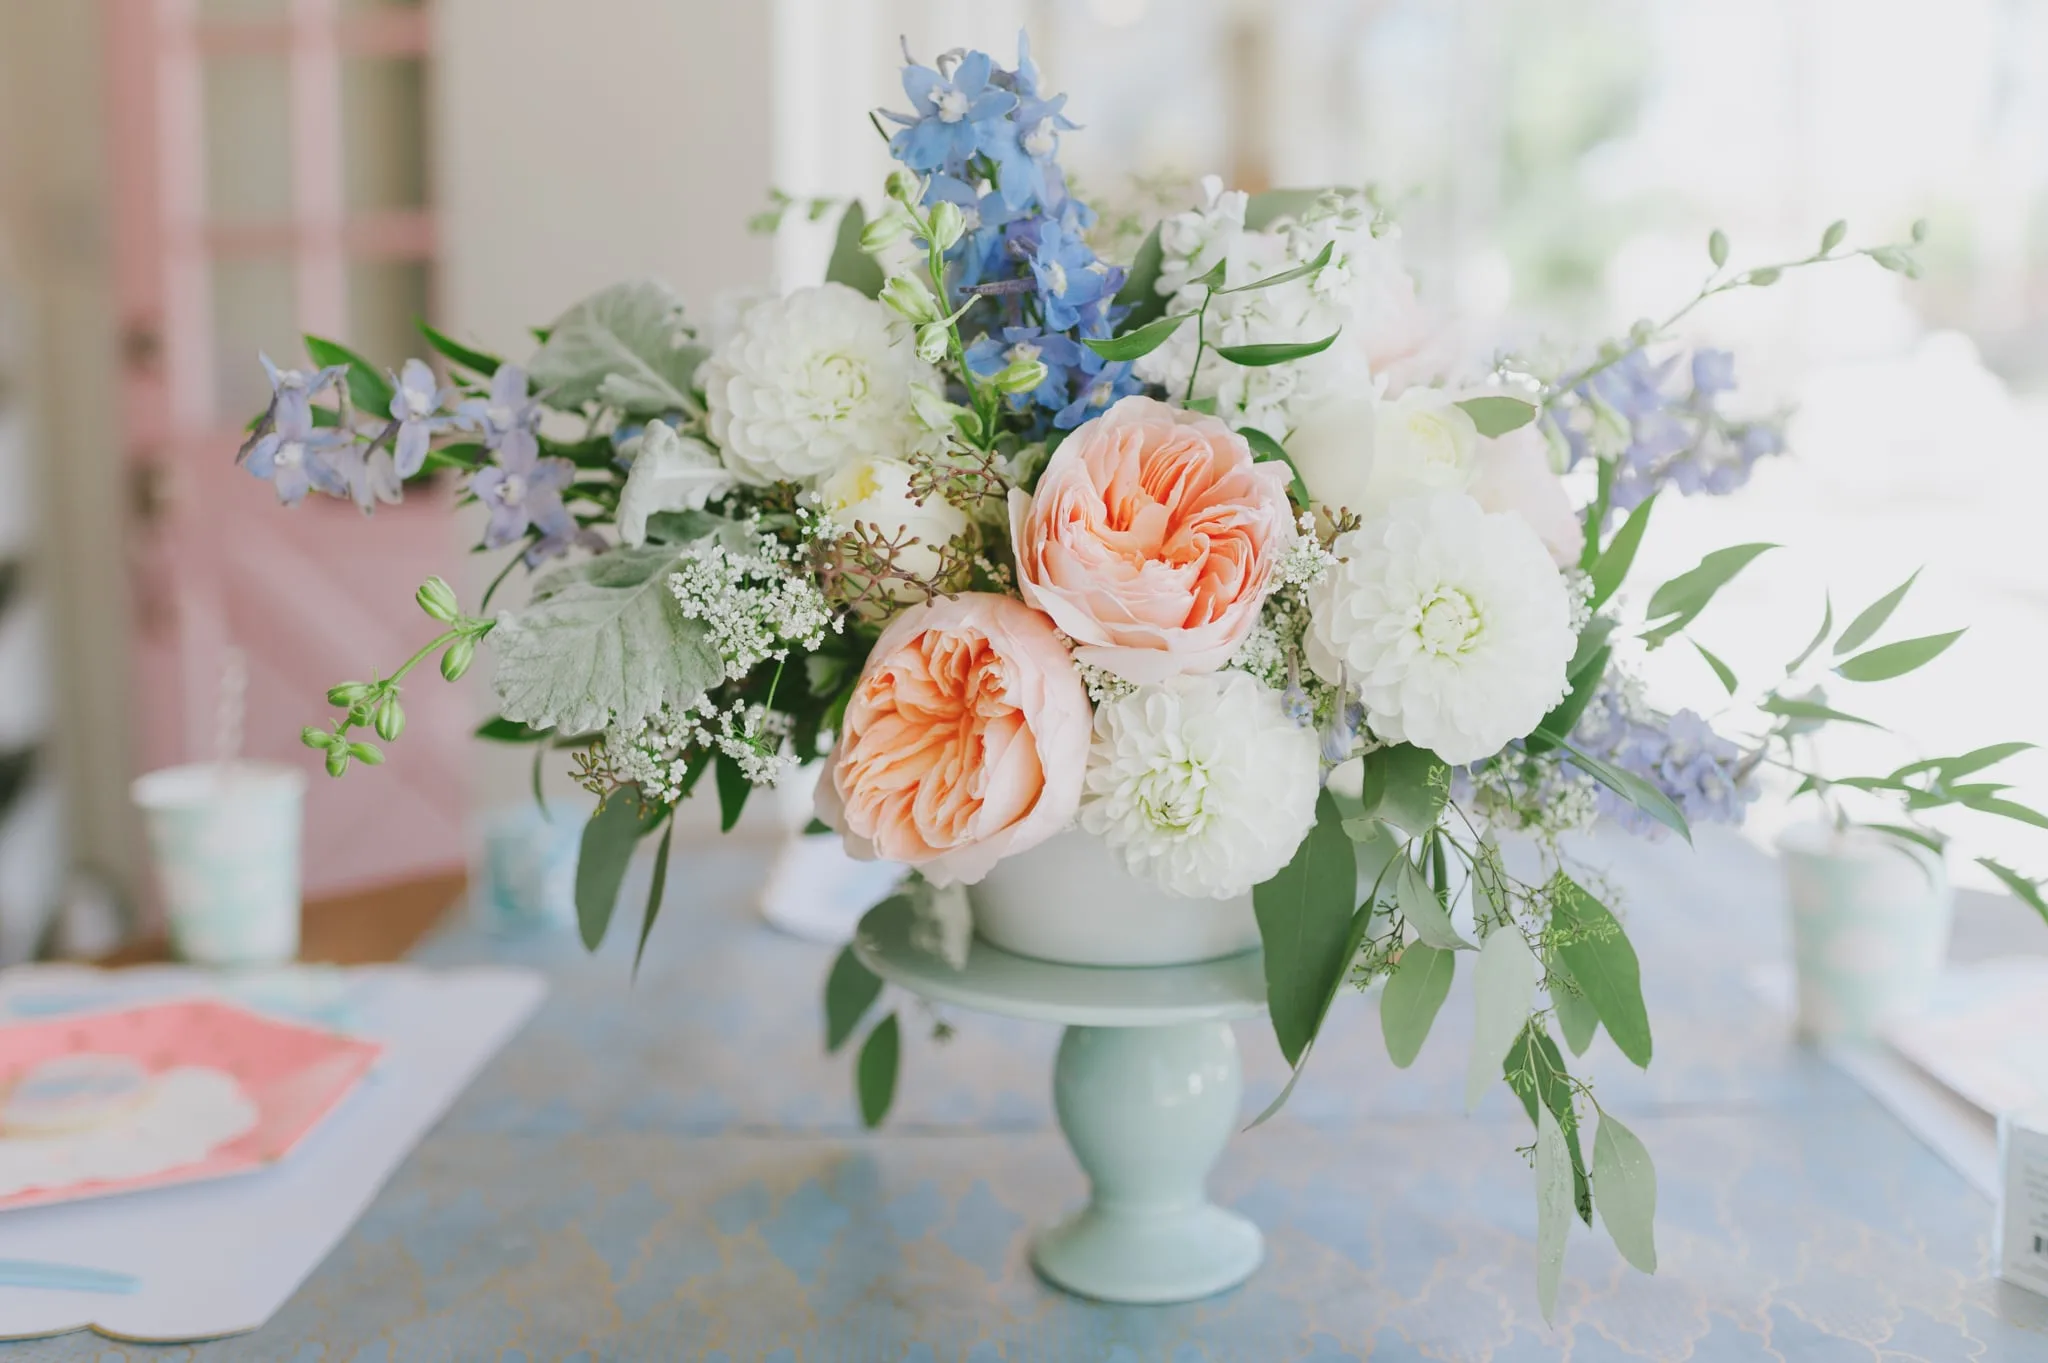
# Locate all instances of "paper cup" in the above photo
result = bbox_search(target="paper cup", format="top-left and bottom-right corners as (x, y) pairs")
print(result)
(1777, 821), (1953, 1042)
(471, 801), (583, 934)
(131, 763), (306, 966)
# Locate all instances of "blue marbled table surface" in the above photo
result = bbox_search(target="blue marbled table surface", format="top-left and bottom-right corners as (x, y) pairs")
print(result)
(8, 828), (2048, 1361)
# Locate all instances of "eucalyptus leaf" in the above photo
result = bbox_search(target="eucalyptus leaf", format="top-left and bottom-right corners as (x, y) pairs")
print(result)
(1834, 629), (1965, 682)
(490, 546), (724, 736)
(527, 280), (709, 415)
(825, 939), (886, 1052)
(1535, 1102), (1574, 1323)
(1560, 744), (1692, 844)
(1397, 857), (1469, 951)
(1588, 495), (1656, 611)
(304, 335), (394, 414)
(1593, 1113), (1658, 1273)
(1548, 953), (1600, 1056)
(1253, 791), (1358, 1066)
(826, 201), (887, 299)
(1380, 943), (1456, 1068)
(632, 818), (674, 977)
(716, 751), (751, 832)
(1504, 1021), (1592, 1224)
(1467, 928), (1537, 1109)
(475, 716), (552, 743)
(1453, 395), (1538, 438)
(1213, 331), (1341, 367)
(1358, 744), (1449, 837)
(1084, 310), (1193, 362)
(1833, 568), (1920, 655)
(1526, 644), (1609, 756)
(1551, 876), (1652, 1068)
(856, 1012), (901, 1127)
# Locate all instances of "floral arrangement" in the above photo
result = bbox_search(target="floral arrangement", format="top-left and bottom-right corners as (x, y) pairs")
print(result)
(240, 36), (2044, 1314)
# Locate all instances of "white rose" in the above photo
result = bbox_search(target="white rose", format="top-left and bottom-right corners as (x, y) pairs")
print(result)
(1080, 670), (1321, 899)
(1471, 423), (1584, 569)
(818, 454), (969, 596)
(615, 420), (739, 547)
(1287, 386), (1480, 520)
(699, 283), (936, 487)
(1306, 491), (1573, 765)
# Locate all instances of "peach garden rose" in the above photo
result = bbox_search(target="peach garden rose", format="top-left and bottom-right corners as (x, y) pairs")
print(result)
(1008, 396), (1295, 684)
(817, 592), (1091, 886)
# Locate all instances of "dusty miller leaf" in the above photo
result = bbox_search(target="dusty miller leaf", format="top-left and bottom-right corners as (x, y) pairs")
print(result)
(490, 545), (722, 735)
(527, 279), (708, 415)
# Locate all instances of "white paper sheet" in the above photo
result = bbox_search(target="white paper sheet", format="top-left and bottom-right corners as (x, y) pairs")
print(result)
(0, 965), (545, 1342)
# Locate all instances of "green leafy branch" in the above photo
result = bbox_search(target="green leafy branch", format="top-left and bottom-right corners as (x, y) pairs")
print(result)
(300, 576), (494, 777)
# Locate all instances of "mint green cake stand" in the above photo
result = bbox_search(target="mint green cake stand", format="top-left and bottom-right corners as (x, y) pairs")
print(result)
(853, 897), (1269, 1304)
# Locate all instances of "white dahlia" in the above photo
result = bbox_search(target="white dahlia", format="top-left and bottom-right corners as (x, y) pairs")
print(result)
(1079, 670), (1320, 899)
(1306, 492), (1573, 765)
(699, 283), (935, 487)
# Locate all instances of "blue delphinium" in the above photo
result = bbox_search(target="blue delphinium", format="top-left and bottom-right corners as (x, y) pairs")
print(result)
(888, 35), (1140, 432)
(459, 365), (580, 562)
(1572, 687), (1756, 837)
(387, 358), (459, 478)
(243, 395), (351, 506)
(1553, 346), (1787, 513)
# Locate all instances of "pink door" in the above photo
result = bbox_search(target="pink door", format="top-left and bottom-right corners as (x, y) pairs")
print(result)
(106, 0), (468, 899)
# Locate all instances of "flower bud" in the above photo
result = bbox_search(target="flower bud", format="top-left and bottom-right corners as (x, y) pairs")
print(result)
(301, 726), (334, 750)
(415, 576), (459, 622)
(326, 681), (372, 707)
(859, 213), (909, 253)
(348, 741), (385, 766)
(883, 170), (920, 204)
(879, 274), (942, 325)
(373, 698), (406, 741)
(992, 357), (1049, 395)
(325, 748), (351, 778)
(914, 322), (951, 365)
(907, 383), (960, 433)
(440, 636), (476, 682)
(926, 201), (966, 252)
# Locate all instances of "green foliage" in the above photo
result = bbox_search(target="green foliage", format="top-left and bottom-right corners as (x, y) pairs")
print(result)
(1380, 943), (1455, 1068)
(1395, 856), (1469, 951)
(1213, 331), (1340, 367)
(1111, 224), (1168, 331)
(856, 1012), (901, 1126)
(632, 818), (674, 978)
(1217, 240), (1334, 296)
(1588, 494), (1655, 611)
(1252, 791), (1359, 1066)
(1453, 395), (1538, 438)
(304, 334), (394, 413)
(1759, 695), (1878, 729)
(1707, 229), (1730, 268)
(490, 545), (724, 735)
(415, 319), (501, 376)
(1504, 1021), (1592, 1226)
(826, 201), (887, 299)
(715, 751), (751, 832)
(1833, 569), (1920, 656)
(1237, 426), (1310, 506)
(1356, 745), (1449, 838)
(575, 786), (663, 951)
(1979, 858), (2048, 926)
(1468, 926), (1537, 1109)
(526, 280), (709, 415)
(824, 941), (885, 1052)
(1786, 594), (1834, 673)
(475, 716), (552, 743)
(1642, 543), (1777, 647)
(1560, 743), (1691, 843)
(1691, 640), (1738, 694)
(1534, 1103), (1574, 1323)
(1527, 627), (1612, 755)
(1593, 1113), (1658, 1273)
(1833, 629), (1964, 682)
(1548, 952), (1600, 1056)
(1550, 876), (1652, 1068)
(1083, 310), (1193, 361)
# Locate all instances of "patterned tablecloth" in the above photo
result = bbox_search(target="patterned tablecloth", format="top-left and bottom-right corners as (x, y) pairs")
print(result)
(7, 828), (2048, 1361)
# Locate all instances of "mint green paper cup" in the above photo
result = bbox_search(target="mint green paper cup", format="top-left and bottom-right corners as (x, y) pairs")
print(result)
(132, 762), (306, 966)
(1778, 822), (1952, 1043)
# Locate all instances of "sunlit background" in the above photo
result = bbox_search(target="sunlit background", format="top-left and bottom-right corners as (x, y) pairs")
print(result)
(0, 0), (2042, 958)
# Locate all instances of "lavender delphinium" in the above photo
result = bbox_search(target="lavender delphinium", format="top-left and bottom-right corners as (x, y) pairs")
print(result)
(242, 396), (352, 507)
(1571, 685), (1757, 836)
(387, 358), (460, 478)
(1550, 346), (1788, 514)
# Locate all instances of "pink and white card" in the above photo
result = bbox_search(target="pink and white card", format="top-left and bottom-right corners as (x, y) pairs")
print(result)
(0, 999), (381, 1211)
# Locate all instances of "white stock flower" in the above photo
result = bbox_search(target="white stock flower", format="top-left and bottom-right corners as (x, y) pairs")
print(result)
(1287, 386), (1480, 521)
(816, 453), (969, 594)
(615, 420), (739, 547)
(1306, 492), (1573, 765)
(1080, 670), (1320, 899)
(700, 283), (936, 486)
